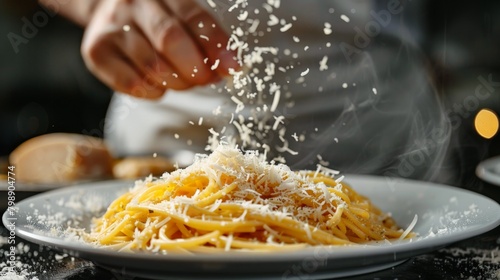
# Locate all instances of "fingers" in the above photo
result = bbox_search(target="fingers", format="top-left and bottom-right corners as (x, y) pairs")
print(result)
(80, 19), (141, 95)
(81, 25), (166, 99)
(81, 1), (193, 99)
(120, 27), (192, 91)
(133, 0), (216, 84)
(82, 28), (192, 99)
(165, 0), (240, 76)
(81, 0), (238, 100)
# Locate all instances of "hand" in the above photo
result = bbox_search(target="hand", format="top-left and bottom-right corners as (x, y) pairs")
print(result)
(80, 0), (239, 99)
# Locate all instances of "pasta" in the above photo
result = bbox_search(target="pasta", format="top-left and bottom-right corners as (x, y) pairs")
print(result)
(86, 145), (413, 252)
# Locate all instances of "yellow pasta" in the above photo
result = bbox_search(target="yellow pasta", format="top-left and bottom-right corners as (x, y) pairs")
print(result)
(86, 145), (413, 252)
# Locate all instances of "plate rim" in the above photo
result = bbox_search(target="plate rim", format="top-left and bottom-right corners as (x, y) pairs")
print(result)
(476, 155), (500, 186)
(3, 175), (500, 276)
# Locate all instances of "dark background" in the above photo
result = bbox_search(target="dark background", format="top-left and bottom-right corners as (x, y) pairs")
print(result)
(1, 1), (500, 189)
(0, 1), (111, 156)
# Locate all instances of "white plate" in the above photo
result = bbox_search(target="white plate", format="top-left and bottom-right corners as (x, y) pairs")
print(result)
(3, 175), (500, 280)
(476, 156), (500, 186)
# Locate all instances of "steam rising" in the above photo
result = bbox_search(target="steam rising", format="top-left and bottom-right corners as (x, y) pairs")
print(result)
(287, 45), (450, 182)
(212, 1), (451, 181)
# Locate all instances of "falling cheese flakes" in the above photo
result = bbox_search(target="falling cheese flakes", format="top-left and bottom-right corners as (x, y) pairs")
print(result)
(319, 56), (328, 71)
(238, 10), (249, 21)
(280, 23), (293, 32)
(198, 0), (336, 160)
(207, 0), (216, 8)
(323, 22), (332, 35)
(340, 14), (350, 23)
(211, 59), (220, 70)
(268, 14), (279, 26)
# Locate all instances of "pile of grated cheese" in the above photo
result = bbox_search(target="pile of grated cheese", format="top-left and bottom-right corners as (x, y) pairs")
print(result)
(136, 144), (346, 230)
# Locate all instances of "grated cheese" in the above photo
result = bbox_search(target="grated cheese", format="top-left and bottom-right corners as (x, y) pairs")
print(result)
(268, 14), (279, 26)
(399, 214), (418, 240)
(323, 22), (332, 35)
(272, 116), (285, 130)
(207, 0), (216, 8)
(319, 56), (328, 71)
(340, 14), (350, 23)
(238, 11), (248, 21)
(280, 23), (293, 32)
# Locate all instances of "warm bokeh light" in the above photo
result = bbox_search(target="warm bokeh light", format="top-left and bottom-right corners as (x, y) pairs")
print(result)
(474, 109), (499, 139)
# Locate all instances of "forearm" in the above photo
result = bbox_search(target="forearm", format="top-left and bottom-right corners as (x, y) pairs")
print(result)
(38, 0), (100, 26)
